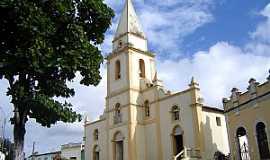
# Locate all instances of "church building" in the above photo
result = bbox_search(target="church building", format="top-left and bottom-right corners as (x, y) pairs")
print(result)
(84, 0), (229, 159)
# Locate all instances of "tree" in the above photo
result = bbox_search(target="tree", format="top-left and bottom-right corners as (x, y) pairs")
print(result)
(0, 0), (114, 159)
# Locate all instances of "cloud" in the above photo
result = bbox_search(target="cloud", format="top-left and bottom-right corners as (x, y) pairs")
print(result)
(261, 3), (270, 18)
(140, 4), (213, 56)
(158, 42), (270, 107)
(158, 3), (270, 107)
(23, 121), (84, 154)
(66, 67), (107, 120)
(101, 0), (215, 57)
(250, 4), (270, 44)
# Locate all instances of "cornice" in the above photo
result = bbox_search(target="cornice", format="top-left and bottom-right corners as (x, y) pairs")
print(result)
(224, 90), (270, 113)
(105, 103), (142, 113)
(106, 45), (155, 60)
(84, 118), (106, 126)
(112, 32), (147, 43)
(152, 88), (192, 104)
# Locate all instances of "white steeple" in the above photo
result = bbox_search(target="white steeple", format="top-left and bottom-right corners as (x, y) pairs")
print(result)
(107, 0), (155, 96)
(112, 0), (147, 51)
(114, 0), (146, 39)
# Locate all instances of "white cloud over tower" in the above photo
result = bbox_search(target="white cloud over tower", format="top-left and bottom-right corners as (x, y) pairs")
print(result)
(157, 3), (270, 106)
(158, 42), (270, 107)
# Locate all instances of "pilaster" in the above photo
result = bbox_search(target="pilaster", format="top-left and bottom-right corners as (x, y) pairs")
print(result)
(189, 77), (205, 154)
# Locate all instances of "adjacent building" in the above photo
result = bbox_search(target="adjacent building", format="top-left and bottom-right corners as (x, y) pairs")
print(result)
(61, 143), (82, 160)
(27, 142), (83, 160)
(84, 0), (230, 160)
(223, 73), (270, 160)
(27, 151), (61, 160)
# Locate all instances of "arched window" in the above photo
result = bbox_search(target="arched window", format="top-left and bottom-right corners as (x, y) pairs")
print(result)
(118, 40), (123, 48)
(115, 60), (121, 80)
(114, 103), (122, 124)
(144, 100), (150, 117)
(256, 122), (270, 159)
(216, 117), (221, 126)
(93, 145), (100, 160)
(115, 103), (121, 116)
(139, 59), (145, 78)
(114, 132), (124, 160)
(236, 127), (250, 160)
(93, 129), (98, 141)
(172, 105), (180, 121)
(172, 126), (184, 156)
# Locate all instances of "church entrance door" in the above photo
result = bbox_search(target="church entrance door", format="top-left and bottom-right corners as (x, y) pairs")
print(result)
(175, 135), (184, 154)
(173, 126), (184, 160)
(114, 132), (124, 160)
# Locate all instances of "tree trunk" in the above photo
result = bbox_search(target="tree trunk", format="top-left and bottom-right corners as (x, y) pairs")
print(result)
(13, 110), (26, 160)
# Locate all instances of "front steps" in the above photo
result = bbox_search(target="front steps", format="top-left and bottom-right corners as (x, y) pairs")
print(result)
(172, 147), (202, 160)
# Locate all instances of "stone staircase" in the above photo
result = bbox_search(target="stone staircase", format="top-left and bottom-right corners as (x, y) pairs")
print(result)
(172, 147), (202, 160)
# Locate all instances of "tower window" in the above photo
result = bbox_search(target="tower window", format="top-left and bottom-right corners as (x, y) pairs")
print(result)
(114, 103), (122, 124)
(118, 40), (123, 48)
(144, 100), (150, 117)
(216, 117), (221, 126)
(115, 103), (121, 116)
(139, 59), (145, 78)
(94, 129), (99, 140)
(115, 60), (121, 80)
(171, 105), (180, 121)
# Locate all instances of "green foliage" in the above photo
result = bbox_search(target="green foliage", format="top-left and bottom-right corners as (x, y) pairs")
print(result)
(0, 0), (114, 127)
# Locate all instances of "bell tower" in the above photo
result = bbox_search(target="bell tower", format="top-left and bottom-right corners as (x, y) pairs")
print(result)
(106, 0), (156, 97)
(105, 1), (157, 159)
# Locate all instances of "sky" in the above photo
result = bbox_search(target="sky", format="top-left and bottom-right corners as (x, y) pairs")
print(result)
(1, 0), (270, 156)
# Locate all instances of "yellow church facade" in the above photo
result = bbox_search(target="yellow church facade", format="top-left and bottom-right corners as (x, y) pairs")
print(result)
(223, 75), (270, 160)
(84, 0), (229, 159)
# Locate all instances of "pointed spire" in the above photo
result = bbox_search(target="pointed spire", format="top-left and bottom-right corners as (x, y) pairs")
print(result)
(190, 76), (196, 84)
(114, 0), (146, 39)
(153, 71), (157, 82)
(189, 76), (199, 88)
(84, 115), (89, 124)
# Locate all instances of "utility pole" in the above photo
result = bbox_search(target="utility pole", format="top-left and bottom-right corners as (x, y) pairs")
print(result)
(31, 141), (35, 160)
(0, 106), (6, 154)
(2, 118), (6, 156)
